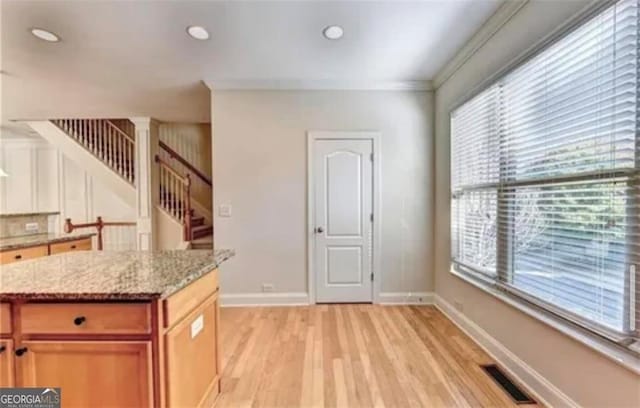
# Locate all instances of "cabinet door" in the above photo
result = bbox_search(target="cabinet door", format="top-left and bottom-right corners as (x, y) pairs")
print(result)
(17, 341), (152, 408)
(0, 339), (14, 387)
(165, 294), (219, 407)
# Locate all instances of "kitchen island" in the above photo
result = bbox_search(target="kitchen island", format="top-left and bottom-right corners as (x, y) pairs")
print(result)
(0, 249), (234, 407)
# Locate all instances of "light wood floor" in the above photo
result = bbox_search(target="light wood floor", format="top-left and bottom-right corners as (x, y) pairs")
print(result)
(216, 305), (539, 408)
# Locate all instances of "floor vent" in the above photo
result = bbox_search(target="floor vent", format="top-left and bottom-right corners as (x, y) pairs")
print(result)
(481, 364), (536, 405)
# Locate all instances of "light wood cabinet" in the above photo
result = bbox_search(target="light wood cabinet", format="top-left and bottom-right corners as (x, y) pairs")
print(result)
(0, 237), (93, 265)
(49, 238), (92, 255)
(2, 268), (221, 407)
(0, 339), (15, 388)
(19, 341), (152, 407)
(0, 245), (48, 265)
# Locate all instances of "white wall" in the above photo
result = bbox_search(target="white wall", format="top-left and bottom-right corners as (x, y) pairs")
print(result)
(434, 1), (640, 406)
(212, 90), (433, 299)
(0, 137), (136, 250)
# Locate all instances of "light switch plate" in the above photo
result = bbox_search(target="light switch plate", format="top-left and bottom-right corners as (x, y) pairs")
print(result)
(25, 222), (39, 232)
(218, 204), (232, 218)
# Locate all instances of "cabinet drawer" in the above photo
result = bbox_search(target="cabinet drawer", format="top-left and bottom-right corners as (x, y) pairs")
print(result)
(49, 238), (92, 255)
(0, 304), (11, 334)
(0, 245), (48, 265)
(21, 303), (151, 335)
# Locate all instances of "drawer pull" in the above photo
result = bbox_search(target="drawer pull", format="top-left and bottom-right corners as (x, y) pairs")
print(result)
(74, 316), (87, 326)
(15, 347), (28, 357)
(70, 245), (77, 249)
(0, 345), (6, 353)
(14, 255), (22, 260)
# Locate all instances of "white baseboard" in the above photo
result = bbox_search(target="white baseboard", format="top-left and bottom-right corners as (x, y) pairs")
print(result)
(221, 292), (435, 306)
(433, 294), (578, 408)
(221, 292), (310, 307)
(378, 292), (434, 305)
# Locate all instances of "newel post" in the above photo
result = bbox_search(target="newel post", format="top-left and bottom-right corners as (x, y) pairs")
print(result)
(130, 117), (160, 250)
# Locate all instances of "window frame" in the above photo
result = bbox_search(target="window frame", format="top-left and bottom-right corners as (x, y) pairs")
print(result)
(449, 0), (640, 351)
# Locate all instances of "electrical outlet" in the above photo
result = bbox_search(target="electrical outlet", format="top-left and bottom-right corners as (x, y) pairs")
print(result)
(25, 222), (39, 232)
(262, 283), (274, 293)
(454, 300), (464, 312)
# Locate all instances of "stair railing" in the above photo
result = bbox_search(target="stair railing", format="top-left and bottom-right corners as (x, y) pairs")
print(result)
(64, 216), (136, 250)
(155, 155), (192, 241)
(52, 119), (135, 185)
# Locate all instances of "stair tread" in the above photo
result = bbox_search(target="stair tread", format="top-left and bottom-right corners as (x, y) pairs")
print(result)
(192, 224), (212, 231)
(191, 234), (213, 244)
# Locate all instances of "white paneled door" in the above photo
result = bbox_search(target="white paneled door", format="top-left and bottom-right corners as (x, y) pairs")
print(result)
(313, 138), (373, 303)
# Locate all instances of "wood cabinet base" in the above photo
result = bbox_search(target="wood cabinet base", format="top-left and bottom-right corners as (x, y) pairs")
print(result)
(0, 268), (220, 407)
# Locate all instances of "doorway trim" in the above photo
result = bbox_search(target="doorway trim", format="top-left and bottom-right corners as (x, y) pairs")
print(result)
(307, 131), (382, 304)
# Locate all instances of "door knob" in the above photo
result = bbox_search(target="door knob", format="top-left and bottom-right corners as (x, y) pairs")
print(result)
(15, 347), (28, 357)
(315, 227), (324, 234)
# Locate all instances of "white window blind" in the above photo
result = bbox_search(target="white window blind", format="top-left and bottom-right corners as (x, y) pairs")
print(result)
(451, 0), (639, 340)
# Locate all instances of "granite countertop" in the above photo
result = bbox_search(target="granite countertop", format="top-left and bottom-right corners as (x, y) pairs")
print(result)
(0, 211), (60, 218)
(0, 249), (234, 301)
(0, 233), (96, 251)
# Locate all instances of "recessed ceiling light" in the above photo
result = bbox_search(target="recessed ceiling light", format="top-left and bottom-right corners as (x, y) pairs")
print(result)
(31, 28), (60, 42)
(187, 26), (210, 40)
(323, 25), (344, 40)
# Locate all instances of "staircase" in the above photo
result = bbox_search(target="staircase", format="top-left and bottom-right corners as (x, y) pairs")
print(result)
(40, 118), (213, 249)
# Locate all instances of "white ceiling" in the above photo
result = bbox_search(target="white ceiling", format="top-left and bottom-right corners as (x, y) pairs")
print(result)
(1, 0), (502, 124)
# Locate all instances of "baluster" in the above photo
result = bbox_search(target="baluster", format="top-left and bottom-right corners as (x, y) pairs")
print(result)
(92, 120), (96, 152)
(184, 174), (192, 241)
(103, 121), (108, 162)
(174, 175), (178, 218)
(98, 122), (104, 160)
(84, 120), (89, 146)
(92, 120), (96, 153)
(111, 126), (116, 171)
(88, 120), (92, 152)
(163, 168), (168, 212)
(110, 127), (116, 169)
(118, 130), (123, 176)
(160, 166), (165, 208)
(107, 127), (112, 167)
(171, 174), (175, 218)
(82, 120), (87, 146)
(179, 179), (183, 222)
(102, 122), (108, 162)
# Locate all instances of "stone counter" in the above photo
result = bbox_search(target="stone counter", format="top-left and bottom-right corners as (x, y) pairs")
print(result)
(0, 233), (96, 251)
(0, 249), (234, 300)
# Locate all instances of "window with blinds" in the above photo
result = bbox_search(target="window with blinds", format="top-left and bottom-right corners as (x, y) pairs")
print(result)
(451, 0), (639, 340)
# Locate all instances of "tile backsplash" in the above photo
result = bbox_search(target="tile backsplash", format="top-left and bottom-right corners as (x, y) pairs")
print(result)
(0, 213), (58, 239)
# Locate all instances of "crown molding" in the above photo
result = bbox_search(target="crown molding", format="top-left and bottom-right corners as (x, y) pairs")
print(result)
(432, 0), (529, 90)
(204, 79), (433, 92)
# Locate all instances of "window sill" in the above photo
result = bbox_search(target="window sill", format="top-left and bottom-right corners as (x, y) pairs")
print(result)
(449, 266), (640, 375)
